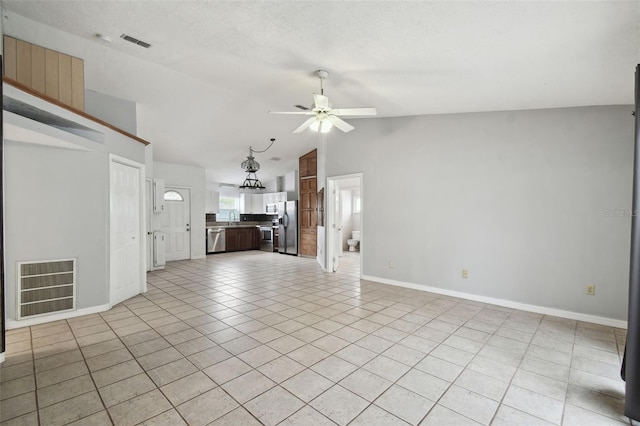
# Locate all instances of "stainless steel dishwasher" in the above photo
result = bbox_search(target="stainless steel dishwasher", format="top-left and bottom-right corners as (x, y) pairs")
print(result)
(206, 227), (225, 253)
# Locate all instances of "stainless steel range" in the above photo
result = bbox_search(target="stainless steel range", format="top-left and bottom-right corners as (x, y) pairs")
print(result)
(259, 225), (274, 252)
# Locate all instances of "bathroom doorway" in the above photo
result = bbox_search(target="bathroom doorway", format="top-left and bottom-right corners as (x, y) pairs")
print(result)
(326, 173), (363, 276)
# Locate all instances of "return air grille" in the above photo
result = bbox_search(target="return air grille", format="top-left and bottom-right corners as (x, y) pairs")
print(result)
(120, 33), (152, 48)
(18, 259), (76, 319)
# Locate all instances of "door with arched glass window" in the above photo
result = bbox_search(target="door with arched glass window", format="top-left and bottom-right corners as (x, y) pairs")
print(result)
(160, 187), (191, 261)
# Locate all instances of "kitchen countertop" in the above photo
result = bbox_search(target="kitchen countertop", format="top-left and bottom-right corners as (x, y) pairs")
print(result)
(206, 224), (259, 229)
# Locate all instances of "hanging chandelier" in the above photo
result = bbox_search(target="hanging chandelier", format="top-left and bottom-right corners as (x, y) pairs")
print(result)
(239, 138), (276, 190)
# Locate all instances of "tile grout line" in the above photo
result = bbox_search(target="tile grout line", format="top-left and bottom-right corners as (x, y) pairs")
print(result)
(5, 252), (628, 425)
(487, 314), (543, 426)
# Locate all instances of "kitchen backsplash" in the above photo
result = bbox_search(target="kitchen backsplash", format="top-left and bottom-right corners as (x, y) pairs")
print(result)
(206, 213), (277, 224)
(240, 213), (277, 222)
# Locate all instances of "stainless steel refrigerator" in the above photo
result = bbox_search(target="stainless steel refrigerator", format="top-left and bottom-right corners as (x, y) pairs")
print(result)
(277, 201), (298, 255)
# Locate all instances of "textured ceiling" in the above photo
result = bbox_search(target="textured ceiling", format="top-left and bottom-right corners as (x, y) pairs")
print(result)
(2, 1), (639, 184)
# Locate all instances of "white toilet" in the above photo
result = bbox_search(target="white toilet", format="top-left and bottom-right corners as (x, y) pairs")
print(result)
(347, 231), (360, 252)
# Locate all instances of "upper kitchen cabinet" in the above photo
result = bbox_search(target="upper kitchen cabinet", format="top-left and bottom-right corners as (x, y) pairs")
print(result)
(240, 193), (251, 214)
(252, 194), (264, 213)
(206, 190), (220, 214)
(4, 36), (85, 111)
(240, 193), (265, 214)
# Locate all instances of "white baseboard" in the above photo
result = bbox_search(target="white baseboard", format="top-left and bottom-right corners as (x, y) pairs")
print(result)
(6, 303), (112, 330)
(191, 255), (206, 260)
(0, 353), (5, 364)
(361, 275), (627, 329)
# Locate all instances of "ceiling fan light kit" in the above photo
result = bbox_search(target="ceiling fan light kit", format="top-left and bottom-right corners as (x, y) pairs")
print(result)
(270, 70), (377, 134)
(309, 118), (333, 133)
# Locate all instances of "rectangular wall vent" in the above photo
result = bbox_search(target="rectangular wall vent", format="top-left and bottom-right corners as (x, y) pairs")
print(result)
(120, 34), (152, 48)
(17, 259), (76, 319)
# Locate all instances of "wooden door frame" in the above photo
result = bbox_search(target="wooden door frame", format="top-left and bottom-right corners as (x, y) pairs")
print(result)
(109, 154), (147, 307)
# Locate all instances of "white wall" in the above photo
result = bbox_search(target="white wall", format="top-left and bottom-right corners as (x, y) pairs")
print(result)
(4, 143), (109, 320)
(85, 90), (137, 135)
(326, 106), (633, 321)
(154, 161), (206, 259)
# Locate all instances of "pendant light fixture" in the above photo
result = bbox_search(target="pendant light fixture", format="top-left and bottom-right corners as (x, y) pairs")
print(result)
(239, 138), (276, 190)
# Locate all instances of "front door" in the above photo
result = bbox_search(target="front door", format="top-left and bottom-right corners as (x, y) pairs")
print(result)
(161, 187), (191, 261)
(110, 161), (142, 306)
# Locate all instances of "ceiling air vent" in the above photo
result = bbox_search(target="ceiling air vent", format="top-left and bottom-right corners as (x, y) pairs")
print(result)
(120, 33), (151, 48)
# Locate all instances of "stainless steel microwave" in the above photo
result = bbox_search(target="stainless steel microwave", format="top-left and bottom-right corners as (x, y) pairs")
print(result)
(265, 203), (278, 213)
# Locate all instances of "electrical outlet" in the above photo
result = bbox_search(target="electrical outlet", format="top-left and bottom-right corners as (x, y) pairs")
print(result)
(389, 261), (394, 269)
(462, 269), (468, 279)
(586, 285), (596, 296)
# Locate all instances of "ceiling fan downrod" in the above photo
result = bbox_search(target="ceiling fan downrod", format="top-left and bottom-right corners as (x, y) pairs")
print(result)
(316, 70), (329, 95)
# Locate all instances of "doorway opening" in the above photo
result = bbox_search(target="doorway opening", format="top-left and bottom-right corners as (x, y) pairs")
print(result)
(326, 174), (363, 276)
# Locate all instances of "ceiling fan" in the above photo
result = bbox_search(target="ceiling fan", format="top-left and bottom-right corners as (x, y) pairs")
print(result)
(270, 70), (377, 133)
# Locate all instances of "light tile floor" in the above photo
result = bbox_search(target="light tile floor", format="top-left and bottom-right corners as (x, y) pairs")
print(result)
(0, 251), (631, 425)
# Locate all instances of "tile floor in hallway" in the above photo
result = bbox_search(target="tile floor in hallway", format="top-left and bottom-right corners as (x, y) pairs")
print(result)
(0, 250), (631, 425)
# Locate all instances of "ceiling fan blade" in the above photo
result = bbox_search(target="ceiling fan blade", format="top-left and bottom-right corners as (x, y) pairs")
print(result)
(295, 105), (310, 111)
(293, 117), (317, 133)
(331, 107), (377, 116)
(270, 111), (315, 115)
(327, 115), (354, 133)
(313, 94), (329, 110)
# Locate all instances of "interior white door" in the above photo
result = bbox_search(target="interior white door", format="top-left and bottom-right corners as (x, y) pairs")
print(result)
(160, 187), (191, 261)
(145, 179), (152, 272)
(332, 185), (342, 272)
(111, 161), (142, 305)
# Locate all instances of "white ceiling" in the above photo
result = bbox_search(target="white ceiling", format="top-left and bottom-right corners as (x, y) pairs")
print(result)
(2, 1), (639, 185)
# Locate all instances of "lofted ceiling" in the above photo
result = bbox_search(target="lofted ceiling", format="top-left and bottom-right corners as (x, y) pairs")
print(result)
(2, 1), (639, 185)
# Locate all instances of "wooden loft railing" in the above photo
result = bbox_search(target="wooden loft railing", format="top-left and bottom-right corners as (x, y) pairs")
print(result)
(3, 76), (150, 146)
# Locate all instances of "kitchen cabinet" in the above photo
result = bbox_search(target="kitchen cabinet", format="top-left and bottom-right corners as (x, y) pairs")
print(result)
(274, 228), (279, 251)
(239, 193), (252, 213)
(252, 194), (263, 213)
(206, 190), (219, 213)
(240, 193), (265, 214)
(262, 191), (287, 212)
(225, 227), (260, 251)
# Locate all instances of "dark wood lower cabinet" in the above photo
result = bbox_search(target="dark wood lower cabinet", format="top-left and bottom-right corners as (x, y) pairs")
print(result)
(225, 227), (260, 252)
